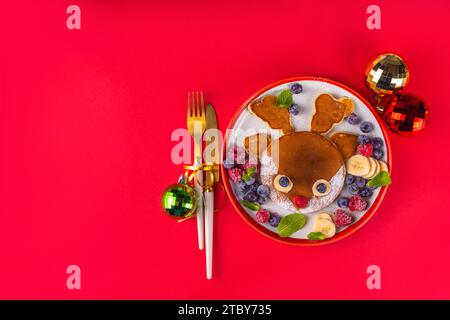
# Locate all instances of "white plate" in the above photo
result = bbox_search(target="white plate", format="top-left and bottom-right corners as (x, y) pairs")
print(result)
(223, 77), (391, 244)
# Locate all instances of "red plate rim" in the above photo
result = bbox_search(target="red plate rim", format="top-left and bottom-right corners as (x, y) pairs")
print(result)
(220, 76), (392, 246)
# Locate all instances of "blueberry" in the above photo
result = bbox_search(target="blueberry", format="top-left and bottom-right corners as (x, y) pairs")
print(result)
(244, 191), (258, 202)
(357, 135), (371, 145)
(348, 183), (360, 195)
(337, 197), (349, 208)
(289, 104), (300, 116)
(279, 176), (290, 187)
(249, 183), (259, 193)
(346, 113), (360, 125)
(238, 180), (249, 191)
(373, 149), (384, 160)
(372, 137), (383, 149)
(355, 176), (366, 188)
(345, 174), (355, 185)
(257, 184), (270, 197)
(316, 183), (327, 193)
(360, 121), (374, 133)
(359, 187), (373, 198)
(256, 196), (267, 205)
(290, 83), (303, 94)
(268, 214), (282, 227)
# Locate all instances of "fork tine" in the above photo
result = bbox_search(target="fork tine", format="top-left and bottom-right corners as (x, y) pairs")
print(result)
(195, 91), (199, 117)
(200, 91), (205, 117)
(187, 92), (191, 117)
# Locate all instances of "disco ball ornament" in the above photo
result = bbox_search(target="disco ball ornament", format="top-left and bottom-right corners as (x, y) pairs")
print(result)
(365, 53), (410, 95)
(382, 93), (430, 136)
(161, 184), (198, 219)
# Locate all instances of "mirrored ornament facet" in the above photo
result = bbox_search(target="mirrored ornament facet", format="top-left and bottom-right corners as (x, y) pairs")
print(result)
(161, 184), (197, 219)
(382, 93), (429, 135)
(365, 54), (409, 95)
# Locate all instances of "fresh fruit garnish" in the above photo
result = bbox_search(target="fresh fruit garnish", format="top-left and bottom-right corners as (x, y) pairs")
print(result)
(268, 214), (281, 227)
(293, 195), (309, 208)
(312, 179), (331, 197)
(348, 195), (368, 211)
(363, 157), (380, 179)
(256, 184), (270, 197)
(288, 104), (300, 115)
(240, 200), (260, 211)
(276, 90), (293, 108)
(346, 113), (360, 125)
(228, 167), (244, 182)
(346, 155), (371, 177)
(312, 213), (336, 238)
(359, 187), (373, 198)
(334, 209), (353, 227)
(255, 209), (270, 223)
(355, 176), (366, 188)
(256, 196), (267, 205)
(357, 135), (371, 145)
(345, 174), (355, 185)
(378, 160), (389, 172)
(244, 191), (258, 202)
(373, 149), (384, 160)
(372, 137), (384, 149)
(274, 174), (293, 192)
(277, 213), (307, 237)
(360, 121), (374, 133)
(307, 232), (326, 240)
(337, 197), (349, 208)
(290, 83), (303, 94)
(348, 183), (360, 195)
(357, 143), (374, 157)
(367, 171), (392, 188)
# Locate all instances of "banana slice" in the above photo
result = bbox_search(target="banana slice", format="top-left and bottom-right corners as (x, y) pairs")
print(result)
(313, 218), (336, 238)
(378, 160), (389, 172)
(317, 212), (333, 222)
(346, 155), (371, 177)
(312, 179), (331, 197)
(368, 159), (381, 179)
(363, 158), (379, 179)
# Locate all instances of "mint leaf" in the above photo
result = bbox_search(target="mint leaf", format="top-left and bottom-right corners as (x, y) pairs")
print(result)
(277, 213), (307, 237)
(241, 174), (250, 182)
(307, 232), (326, 240)
(246, 167), (256, 177)
(367, 171), (392, 188)
(240, 200), (260, 211)
(276, 90), (293, 108)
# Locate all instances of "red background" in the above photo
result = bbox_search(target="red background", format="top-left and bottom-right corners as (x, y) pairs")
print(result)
(0, 1), (448, 299)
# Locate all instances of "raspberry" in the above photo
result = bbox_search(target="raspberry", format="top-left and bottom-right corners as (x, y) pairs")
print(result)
(357, 143), (373, 157)
(293, 195), (309, 208)
(334, 209), (353, 227)
(348, 195), (368, 212)
(256, 209), (270, 223)
(228, 167), (244, 183)
(244, 158), (259, 173)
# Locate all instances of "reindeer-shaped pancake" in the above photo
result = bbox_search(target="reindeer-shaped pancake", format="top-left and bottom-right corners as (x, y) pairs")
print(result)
(248, 93), (358, 213)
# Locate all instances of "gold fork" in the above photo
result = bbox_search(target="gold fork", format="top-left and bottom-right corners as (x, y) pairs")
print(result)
(187, 92), (206, 250)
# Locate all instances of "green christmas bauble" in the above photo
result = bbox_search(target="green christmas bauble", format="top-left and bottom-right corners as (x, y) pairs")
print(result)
(161, 184), (197, 219)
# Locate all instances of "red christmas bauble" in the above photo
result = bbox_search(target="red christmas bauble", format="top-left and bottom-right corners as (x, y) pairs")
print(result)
(382, 93), (429, 136)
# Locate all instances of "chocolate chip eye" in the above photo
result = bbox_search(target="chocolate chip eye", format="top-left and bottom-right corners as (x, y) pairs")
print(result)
(312, 179), (331, 196)
(274, 174), (293, 193)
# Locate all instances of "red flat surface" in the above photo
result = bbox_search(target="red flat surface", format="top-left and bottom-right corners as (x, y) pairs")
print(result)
(0, 1), (449, 299)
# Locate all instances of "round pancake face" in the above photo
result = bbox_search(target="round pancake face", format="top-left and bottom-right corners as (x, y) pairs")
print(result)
(260, 132), (345, 213)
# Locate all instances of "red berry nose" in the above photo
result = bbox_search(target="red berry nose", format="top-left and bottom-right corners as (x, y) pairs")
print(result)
(293, 195), (309, 209)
